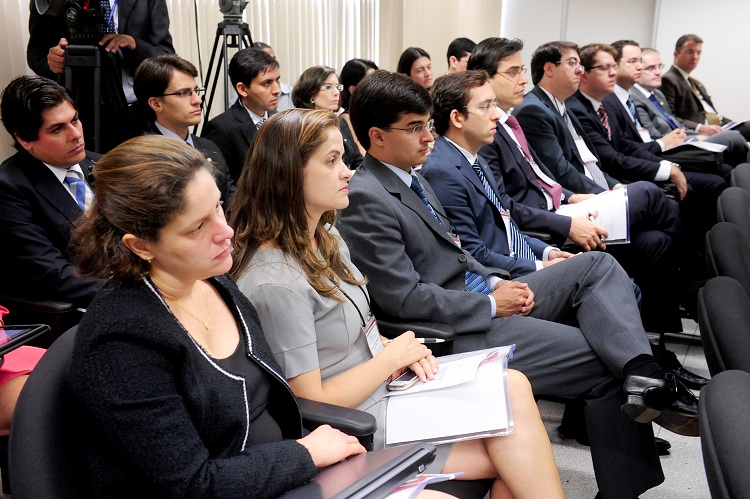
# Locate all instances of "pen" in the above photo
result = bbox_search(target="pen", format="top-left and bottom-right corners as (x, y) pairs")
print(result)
(588, 211), (604, 241)
(417, 338), (446, 344)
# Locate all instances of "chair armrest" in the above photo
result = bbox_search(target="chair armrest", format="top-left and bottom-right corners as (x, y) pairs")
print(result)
(0, 295), (76, 315)
(521, 230), (552, 242)
(375, 319), (456, 341)
(298, 398), (377, 450)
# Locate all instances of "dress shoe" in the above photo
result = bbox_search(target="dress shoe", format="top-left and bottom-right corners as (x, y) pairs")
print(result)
(655, 436), (671, 456)
(671, 366), (709, 390)
(621, 374), (699, 437)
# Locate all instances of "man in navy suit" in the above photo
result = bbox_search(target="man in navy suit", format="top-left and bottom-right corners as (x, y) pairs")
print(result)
(134, 54), (234, 203)
(201, 48), (281, 181)
(0, 75), (104, 306)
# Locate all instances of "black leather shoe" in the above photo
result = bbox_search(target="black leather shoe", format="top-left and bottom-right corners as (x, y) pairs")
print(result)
(654, 376), (700, 437)
(621, 374), (699, 437)
(655, 436), (671, 456)
(672, 366), (709, 390)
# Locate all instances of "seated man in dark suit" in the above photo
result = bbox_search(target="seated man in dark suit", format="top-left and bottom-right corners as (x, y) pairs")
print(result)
(201, 48), (280, 181)
(567, 44), (726, 262)
(133, 54), (234, 203)
(0, 75), (104, 306)
(632, 48), (749, 166)
(661, 34), (750, 141)
(338, 69), (698, 499)
(469, 38), (684, 337)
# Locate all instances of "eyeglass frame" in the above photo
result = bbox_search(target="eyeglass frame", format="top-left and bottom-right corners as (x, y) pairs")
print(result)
(642, 63), (665, 72)
(496, 66), (527, 81)
(159, 86), (206, 98)
(621, 58), (644, 66)
(320, 83), (344, 93)
(554, 59), (583, 69)
(585, 63), (618, 72)
(382, 118), (435, 135)
(463, 101), (499, 113)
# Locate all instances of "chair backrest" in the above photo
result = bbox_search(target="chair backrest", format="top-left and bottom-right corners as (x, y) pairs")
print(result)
(700, 370), (750, 499)
(705, 222), (750, 297)
(717, 187), (750, 241)
(730, 162), (750, 192)
(8, 326), (88, 498)
(696, 276), (750, 376)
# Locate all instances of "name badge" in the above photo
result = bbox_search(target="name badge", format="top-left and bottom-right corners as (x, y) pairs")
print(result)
(637, 127), (652, 143)
(499, 209), (515, 256)
(449, 231), (461, 248)
(574, 137), (598, 163)
(364, 317), (384, 357)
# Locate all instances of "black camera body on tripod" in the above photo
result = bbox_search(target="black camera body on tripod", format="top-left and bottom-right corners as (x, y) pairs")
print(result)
(35, 0), (113, 44)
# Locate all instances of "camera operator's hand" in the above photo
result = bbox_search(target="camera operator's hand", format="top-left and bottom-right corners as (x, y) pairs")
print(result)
(47, 38), (68, 75)
(99, 34), (136, 53)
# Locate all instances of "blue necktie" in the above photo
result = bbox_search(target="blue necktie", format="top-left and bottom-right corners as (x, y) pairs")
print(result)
(626, 96), (641, 127)
(63, 169), (93, 212)
(101, 0), (118, 34)
(470, 160), (536, 261)
(409, 175), (491, 295)
(648, 93), (679, 130)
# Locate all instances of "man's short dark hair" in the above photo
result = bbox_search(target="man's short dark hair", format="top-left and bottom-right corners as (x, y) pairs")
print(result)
(349, 70), (431, 151)
(611, 40), (640, 63)
(134, 55), (199, 121)
(530, 41), (580, 85)
(228, 48), (279, 88)
(431, 71), (488, 136)
(675, 34), (703, 51)
(446, 38), (477, 64)
(579, 43), (617, 70)
(1, 75), (76, 151)
(467, 37), (524, 75)
(396, 47), (431, 76)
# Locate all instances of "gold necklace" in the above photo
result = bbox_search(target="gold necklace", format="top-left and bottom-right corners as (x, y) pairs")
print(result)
(166, 282), (211, 330)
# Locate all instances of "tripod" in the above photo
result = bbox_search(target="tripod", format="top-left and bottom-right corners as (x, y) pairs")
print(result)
(201, 19), (254, 133)
(64, 45), (131, 153)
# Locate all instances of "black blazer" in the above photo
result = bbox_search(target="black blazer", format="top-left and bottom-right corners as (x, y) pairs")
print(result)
(514, 86), (618, 193)
(201, 101), (276, 181)
(0, 150), (104, 306)
(566, 91), (660, 182)
(601, 93), (663, 159)
(661, 66), (730, 130)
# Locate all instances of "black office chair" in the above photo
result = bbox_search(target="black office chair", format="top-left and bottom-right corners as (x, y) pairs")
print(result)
(729, 162), (750, 192)
(0, 294), (81, 347)
(696, 276), (750, 376)
(717, 187), (750, 241)
(8, 327), (378, 498)
(705, 222), (750, 297)
(699, 370), (750, 499)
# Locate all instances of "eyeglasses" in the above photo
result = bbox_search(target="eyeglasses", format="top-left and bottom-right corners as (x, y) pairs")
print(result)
(642, 63), (665, 72)
(497, 66), (527, 81)
(384, 119), (434, 135)
(464, 101), (498, 113)
(160, 86), (205, 98)
(621, 58), (644, 66)
(555, 59), (583, 69)
(320, 83), (344, 93)
(586, 63), (617, 72)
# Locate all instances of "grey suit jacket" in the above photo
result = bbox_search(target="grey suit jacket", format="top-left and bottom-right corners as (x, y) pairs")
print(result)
(337, 154), (508, 334)
(630, 87), (689, 139)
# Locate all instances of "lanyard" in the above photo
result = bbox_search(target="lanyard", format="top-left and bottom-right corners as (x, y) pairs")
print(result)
(338, 285), (370, 328)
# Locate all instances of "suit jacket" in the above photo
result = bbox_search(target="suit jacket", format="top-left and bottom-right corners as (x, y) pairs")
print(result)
(602, 93), (663, 159)
(0, 150), (104, 306)
(567, 91), (660, 182)
(421, 136), (549, 278)
(630, 87), (689, 139)
(660, 66), (730, 130)
(514, 86), (617, 193)
(337, 154), (508, 334)
(27, 0), (174, 80)
(201, 101), (276, 181)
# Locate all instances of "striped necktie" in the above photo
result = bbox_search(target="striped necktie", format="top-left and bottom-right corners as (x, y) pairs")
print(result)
(409, 175), (492, 294)
(255, 116), (267, 130)
(597, 105), (612, 141)
(470, 160), (537, 261)
(63, 169), (93, 212)
(626, 96), (641, 127)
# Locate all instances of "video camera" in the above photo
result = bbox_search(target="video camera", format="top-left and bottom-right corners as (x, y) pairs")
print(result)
(219, 0), (248, 22)
(35, 0), (112, 44)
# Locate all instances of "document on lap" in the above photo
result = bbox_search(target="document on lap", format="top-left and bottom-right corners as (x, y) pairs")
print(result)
(556, 187), (630, 244)
(384, 345), (515, 446)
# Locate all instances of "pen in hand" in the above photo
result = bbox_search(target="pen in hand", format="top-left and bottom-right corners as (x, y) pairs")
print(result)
(588, 211), (604, 241)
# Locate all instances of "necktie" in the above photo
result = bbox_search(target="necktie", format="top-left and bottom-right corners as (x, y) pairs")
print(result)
(505, 115), (562, 209)
(597, 105), (612, 141)
(255, 116), (267, 130)
(563, 111), (609, 189)
(470, 160), (537, 261)
(101, 0), (117, 34)
(648, 93), (679, 130)
(626, 96), (641, 127)
(409, 175), (492, 294)
(64, 169), (93, 212)
(688, 77), (722, 126)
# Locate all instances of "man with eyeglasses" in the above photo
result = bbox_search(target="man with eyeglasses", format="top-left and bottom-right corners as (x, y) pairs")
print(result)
(661, 34), (750, 141)
(339, 69), (696, 499)
(133, 55), (234, 203)
(631, 48), (749, 166)
(201, 48), (281, 181)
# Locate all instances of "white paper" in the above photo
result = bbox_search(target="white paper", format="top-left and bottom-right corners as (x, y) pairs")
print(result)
(555, 187), (630, 244)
